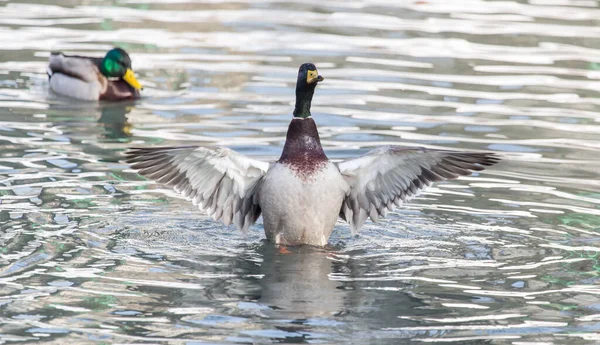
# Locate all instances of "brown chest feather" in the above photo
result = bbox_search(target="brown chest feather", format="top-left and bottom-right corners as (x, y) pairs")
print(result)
(98, 73), (139, 101)
(282, 153), (328, 180)
(278, 118), (329, 180)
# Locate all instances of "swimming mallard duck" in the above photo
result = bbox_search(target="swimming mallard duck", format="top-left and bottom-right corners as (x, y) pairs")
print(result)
(47, 48), (142, 101)
(126, 63), (499, 246)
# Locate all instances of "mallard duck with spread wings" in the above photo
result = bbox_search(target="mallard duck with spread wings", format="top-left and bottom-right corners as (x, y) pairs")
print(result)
(126, 63), (499, 246)
(48, 48), (142, 101)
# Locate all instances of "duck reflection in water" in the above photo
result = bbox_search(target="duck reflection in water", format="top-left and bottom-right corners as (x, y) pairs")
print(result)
(45, 100), (134, 141)
(256, 244), (345, 318)
(122, 230), (426, 341)
(247, 243), (426, 342)
(98, 103), (134, 140)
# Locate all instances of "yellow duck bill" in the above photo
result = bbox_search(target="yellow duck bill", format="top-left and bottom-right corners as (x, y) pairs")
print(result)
(123, 69), (143, 90)
(306, 69), (324, 84)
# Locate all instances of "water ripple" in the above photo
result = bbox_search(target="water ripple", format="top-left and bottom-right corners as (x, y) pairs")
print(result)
(1, 0), (600, 344)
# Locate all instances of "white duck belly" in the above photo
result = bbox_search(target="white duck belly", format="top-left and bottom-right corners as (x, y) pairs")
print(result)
(49, 74), (102, 101)
(258, 162), (348, 246)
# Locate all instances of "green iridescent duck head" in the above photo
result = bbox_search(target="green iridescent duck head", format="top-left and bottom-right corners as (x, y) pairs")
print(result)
(100, 48), (142, 90)
(293, 62), (324, 119)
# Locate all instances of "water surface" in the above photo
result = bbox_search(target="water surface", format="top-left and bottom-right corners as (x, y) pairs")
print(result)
(1, 0), (600, 344)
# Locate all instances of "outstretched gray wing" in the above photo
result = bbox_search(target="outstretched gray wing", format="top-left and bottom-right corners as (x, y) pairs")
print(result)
(337, 146), (499, 233)
(126, 146), (269, 232)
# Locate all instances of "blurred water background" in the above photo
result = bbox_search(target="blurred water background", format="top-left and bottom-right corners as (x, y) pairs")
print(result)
(1, 0), (600, 344)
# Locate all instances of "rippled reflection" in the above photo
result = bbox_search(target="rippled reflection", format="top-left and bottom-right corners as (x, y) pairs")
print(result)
(1, 0), (600, 344)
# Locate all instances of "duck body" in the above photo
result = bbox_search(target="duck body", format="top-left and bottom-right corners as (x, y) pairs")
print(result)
(259, 118), (349, 246)
(126, 63), (499, 247)
(47, 48), (142, 101)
